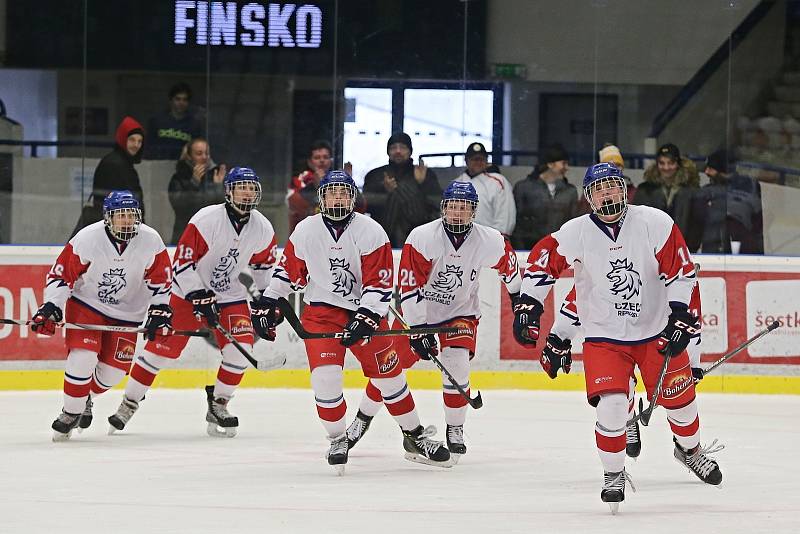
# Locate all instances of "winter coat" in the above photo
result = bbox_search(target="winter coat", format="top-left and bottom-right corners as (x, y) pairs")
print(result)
(167, 159), (225, 244)
(362, 159), (442, 247)
(687, 173), (763, 254)
(632, 157), (700, 237)
(511, 175), (578, 250)
(70, 117), (145, 239)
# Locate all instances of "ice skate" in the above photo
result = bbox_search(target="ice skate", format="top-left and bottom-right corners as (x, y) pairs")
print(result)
(626, 419), (641, 459)
(326, 433), (349, 476)
(345, 410), (373, 450)
(601, 468), (636, 515)
(446, 424), (466, 464)
(673, 437), (724, 486)
(402, 425), (453, 468)
(205, 385), (238, 438)
(51, 410), (81, 442)
(77, 397), (93, 433)
(108, 396), (140, 434)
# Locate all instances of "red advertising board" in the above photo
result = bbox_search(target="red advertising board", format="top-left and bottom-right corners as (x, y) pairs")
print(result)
(0, 264), (68, 360)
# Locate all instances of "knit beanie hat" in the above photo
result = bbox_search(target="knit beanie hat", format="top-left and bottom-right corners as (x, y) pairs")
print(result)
(387, 132), (413, 154)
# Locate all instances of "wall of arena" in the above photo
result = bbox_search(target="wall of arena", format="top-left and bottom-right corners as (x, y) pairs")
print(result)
(1, 247), (798, 394)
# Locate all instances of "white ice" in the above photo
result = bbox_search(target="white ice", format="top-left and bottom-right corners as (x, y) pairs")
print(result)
(1, 389), (798, 533)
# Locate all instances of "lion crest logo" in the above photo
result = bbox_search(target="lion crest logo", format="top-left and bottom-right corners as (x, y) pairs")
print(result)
(98, 268), (127, 304)
(431, 264), (463, 293)
(330, 258), (356, 297)
(606, 258), (641, 301)
(210, 248), (240, 292)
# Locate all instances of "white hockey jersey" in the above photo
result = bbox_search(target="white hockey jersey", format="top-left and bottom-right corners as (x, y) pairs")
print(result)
(44, 221), (171, 322)
(172, 204), (278, 304)
(399, 219), (521, 326)
(264, 213), (394, 316)
(521, 205), (695, 344)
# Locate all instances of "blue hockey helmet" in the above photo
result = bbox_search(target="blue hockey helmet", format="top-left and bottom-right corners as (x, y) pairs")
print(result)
(224, 166), (262, 213)
(318, 170), (357, 221)
(102, 190), (141, 242)
(441, 181), (479, 233)
(582, 162), (627, 221)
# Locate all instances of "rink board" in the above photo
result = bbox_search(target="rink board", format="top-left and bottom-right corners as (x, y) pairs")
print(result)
(1, 246), (799, 393)
(1, 368), (799, 395)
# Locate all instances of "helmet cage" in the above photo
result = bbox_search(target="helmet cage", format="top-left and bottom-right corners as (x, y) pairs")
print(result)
(441, 198), (478, 234)
(318, 181), (357, 221)
(104, 206), (142, 242)
(584, 175), (627, 221)
(225, 180), (262, 213)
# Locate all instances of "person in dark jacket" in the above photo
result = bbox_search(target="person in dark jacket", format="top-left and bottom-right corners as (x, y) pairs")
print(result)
(687, 149), (763, 254)
(70, 116), (145, 238)
(362, 132), (442, 247)
(145, 82), (204, 160)
(511, 144), (578, 250)
(167, 137), (226, 244)
(631, 143), (699, 237)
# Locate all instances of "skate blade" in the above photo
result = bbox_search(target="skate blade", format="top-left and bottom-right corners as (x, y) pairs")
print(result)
(52, 431), (72, 442)
(206, 423), (237, 438)
(403, 452), (454, 468)
(333, 465), (345, 476)
(450, 453), (462, 465)
(108, 426), (118, 435)
(609, 502), (620, 515)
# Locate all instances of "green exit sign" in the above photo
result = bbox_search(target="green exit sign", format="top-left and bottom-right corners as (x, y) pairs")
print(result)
(493, 63), (527, 79)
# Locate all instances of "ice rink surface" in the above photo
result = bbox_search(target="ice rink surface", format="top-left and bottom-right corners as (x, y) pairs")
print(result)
(1, 388), (798, 534)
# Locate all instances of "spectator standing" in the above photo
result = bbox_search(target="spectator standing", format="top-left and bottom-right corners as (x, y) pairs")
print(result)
(511, 144), (577, 250)
(71, 116), (145, 238)
(454, 142), (516, 237)
(363, 132), (442, 247)
(287, 141), (359, 233)
(688, 149), (763, 254)
(631, 143), (699, 236)
(145, 82), (203, 160)
(167, 137), (226, 244)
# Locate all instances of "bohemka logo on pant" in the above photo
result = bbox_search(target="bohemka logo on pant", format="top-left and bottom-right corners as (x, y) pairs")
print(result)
(114, 338), (136, 362)
(228, 314), (253, 336)
(374, 345), (399, 375)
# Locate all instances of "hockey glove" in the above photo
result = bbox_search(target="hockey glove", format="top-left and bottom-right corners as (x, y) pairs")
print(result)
(144, 304), (173, 341)
(409, 327), (439, 361)
(691, 367), (705, 381)
(31, 302), (63, 336)
(250, 295), (283, 342)
(540, 333), (572, 379)
(657, 304), (700, 356)
(185, 289), (219, 328)
(342, 307), (382, 347)
(512, 294), (544, 346)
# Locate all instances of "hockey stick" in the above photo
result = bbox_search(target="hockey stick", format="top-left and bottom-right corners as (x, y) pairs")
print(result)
(701, 320), (780, 376)
(1, 318), (210, 337)
(628, 320), (781, 426)
(388, 305), (483, 409)
(628, 346), (672, 427)
(276, 298), (464, 340)
(213, 323), (286, 372)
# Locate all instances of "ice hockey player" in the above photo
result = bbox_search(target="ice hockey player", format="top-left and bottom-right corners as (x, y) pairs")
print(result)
(31, 191), (172, 441)
(513, 162), (723, 513)
(258, 170), (451, 474)
(548, 279), (705, 461)
(345, 181), (521, 462)
(108, 167), (278, 438)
